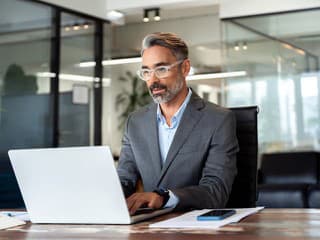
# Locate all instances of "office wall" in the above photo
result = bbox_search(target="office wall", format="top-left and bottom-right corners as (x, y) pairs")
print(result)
(220, 0), (320, 19)
(113, 14), (220, 54)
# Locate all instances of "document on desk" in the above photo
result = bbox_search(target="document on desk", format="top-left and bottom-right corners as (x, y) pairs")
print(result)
(0, 211), (29, 221)
(150, 207), (264, 229)
(0, 213), (26, 230)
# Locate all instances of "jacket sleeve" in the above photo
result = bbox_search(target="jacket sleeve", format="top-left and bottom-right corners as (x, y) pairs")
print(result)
(172, 111), (239, 210)
(117, 115), (140, 198)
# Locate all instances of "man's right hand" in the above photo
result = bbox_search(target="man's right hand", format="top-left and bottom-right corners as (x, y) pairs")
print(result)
(126, 192), (164, 215)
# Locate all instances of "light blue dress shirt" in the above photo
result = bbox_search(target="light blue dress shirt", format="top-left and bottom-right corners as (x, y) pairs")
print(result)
(156, 88), (192, 208)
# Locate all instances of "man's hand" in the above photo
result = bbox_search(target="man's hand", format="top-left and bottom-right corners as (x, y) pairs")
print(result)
(126, 192), (163, 215)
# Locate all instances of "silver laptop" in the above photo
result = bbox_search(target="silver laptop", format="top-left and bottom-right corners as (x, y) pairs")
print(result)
(8, 146), (172, 224)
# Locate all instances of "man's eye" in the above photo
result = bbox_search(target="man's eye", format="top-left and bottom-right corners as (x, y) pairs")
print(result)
(142, 70), (150, 76)
(156, 67), (167, 74)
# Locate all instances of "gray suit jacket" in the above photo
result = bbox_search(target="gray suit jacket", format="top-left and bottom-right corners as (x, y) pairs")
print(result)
(117, 92), (239, 210)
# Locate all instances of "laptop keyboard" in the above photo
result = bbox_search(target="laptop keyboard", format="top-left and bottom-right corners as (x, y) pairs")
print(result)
(133, 208), (155, 215)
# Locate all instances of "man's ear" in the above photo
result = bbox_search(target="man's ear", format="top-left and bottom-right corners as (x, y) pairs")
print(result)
(182, 59), (191, 77)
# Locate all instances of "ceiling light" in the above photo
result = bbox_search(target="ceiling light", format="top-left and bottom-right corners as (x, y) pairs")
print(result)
(79, 61), (96, 67)
(106, 10), (125, 25)
(143, 8), (160, 22)
(143, 9), (149, 22)
(36, 72), (56, 78)
(282, 43), (306, 55)
(77, 58), (142, 67)
(72, 23), (80, 31)
(234, 43), (240, 51)
(36, 72), (111, 86)
(102, 57), (142, 66)
(107, 10), (124, 20)
(196, 46), (207, 51)
(60, 74), (97, 82)
(154, 16), (161, 21)
(186, 71), (247, 81)
(295, 49), (305, 56)
(242, 42), (248, 50)
(60, 74), (111, 87)
(154, 8), (161, 21)
(83, 22), (90, 29)
(282, 43), (293, 50)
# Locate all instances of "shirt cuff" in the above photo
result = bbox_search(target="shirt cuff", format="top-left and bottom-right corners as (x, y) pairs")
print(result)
(164, 190), (179, 208)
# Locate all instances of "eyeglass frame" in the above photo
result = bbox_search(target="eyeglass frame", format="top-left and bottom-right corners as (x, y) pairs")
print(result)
(136, 59), (184, 81)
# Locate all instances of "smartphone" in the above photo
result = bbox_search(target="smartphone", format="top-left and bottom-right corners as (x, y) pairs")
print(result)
(197, 209), (236, 221)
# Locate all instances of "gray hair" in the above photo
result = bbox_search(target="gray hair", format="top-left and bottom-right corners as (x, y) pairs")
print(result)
(141, 32), (188, 60)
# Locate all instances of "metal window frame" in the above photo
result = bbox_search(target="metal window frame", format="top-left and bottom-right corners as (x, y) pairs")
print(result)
(22, 0), (110, 146)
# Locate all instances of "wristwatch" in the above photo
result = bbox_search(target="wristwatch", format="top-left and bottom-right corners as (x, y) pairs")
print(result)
(153, 188), (170, 207)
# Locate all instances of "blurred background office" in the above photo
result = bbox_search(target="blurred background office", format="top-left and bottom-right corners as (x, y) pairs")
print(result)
(0, 0), (319, 208)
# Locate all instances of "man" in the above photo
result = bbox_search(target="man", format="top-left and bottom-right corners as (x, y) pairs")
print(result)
(117, 32), (238, 215)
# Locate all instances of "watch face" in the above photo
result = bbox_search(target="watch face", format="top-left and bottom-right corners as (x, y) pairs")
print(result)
(154, 188), (170, 207)
(154, 188), (169, 196)
(159, 188), (168, 193)
(160, 189), (168, 194)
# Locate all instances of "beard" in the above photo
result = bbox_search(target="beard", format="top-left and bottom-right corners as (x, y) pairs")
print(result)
(148, 76), (184, 104)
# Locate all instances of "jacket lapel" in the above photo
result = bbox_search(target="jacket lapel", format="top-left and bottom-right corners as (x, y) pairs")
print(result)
(145, 104), (162, 178)
(156, 93), (205, 186)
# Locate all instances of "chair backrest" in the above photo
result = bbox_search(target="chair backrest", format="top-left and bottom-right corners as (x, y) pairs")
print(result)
(260, 151), (319, 185)
(226, 106), (259, 208)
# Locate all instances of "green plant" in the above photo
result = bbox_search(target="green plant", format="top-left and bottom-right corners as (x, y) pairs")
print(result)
(115, 71), (151, 129)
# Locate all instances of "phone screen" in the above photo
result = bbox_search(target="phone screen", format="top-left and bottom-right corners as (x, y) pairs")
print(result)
(197, 209), (236, 221)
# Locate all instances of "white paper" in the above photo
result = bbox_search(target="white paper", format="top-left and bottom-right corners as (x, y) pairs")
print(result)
(0, 211), (30, 221)
(72, 84), (89, 104)
(149, 207), (264, 229)
(0, 213), (26, 230)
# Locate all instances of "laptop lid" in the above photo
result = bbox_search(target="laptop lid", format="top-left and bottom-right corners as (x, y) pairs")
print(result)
(9, 146), (133, 224)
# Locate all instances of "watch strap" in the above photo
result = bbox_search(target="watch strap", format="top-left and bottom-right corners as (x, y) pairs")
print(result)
(153, 188), (170, 207)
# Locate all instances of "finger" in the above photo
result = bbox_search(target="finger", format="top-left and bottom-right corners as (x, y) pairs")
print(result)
(126, 193), (139, 210)
(130, 198), (147, 215)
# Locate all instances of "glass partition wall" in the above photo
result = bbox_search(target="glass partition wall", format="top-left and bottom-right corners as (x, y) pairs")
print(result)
(0, 0), (110, 207)
(59, 13), (95, 146)
(222, 9), (320, 154)
(0, 0), (53, 207)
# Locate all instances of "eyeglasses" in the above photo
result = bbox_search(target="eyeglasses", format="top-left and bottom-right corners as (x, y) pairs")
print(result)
(136, 60), (184, 81)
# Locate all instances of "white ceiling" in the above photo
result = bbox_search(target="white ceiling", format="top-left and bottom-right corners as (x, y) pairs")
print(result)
(123, 4), (219, 24)
(107, 0), (218, 12)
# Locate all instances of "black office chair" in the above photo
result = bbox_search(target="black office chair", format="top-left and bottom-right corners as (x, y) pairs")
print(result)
(258, 151), (320, 208)
(226, 106), (259, 208)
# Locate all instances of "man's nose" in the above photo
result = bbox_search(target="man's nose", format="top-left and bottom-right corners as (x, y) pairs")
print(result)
(148, 71), (160, 83)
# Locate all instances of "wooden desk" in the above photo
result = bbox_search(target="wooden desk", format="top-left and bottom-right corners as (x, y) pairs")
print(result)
(1, 209), (320, 240)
